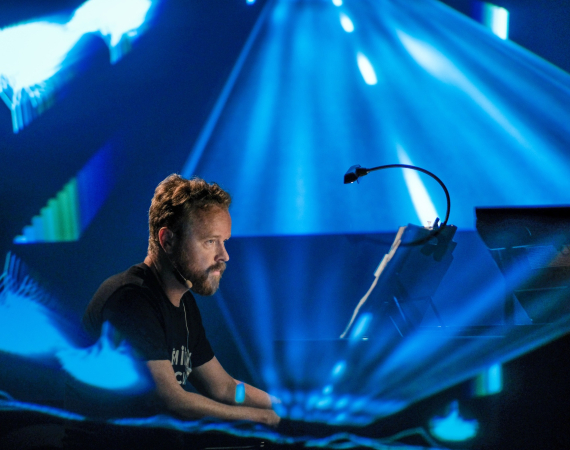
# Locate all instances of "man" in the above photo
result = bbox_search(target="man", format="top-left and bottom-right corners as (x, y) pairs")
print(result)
(68, 174), (279, 439)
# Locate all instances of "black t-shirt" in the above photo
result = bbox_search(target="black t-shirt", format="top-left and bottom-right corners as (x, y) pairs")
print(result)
(66, 263), (214, 420)
(83, 263), (214, 385)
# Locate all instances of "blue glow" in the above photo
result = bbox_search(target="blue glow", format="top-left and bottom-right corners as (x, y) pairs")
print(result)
(396, 28), (529, 147)
(0, 0), (154, 132)
(68, 0), (153, 61)
(397, 145), (439, 226)
(429, 401), (478, 442)
(2, 0), (566, 438)
(315, 395), (333, 409)
(0, 254), (146, 392)
(211, 229), (570, 427)
(396, 30), (459, 83)
(356, 52), (378, 85)
(268, 387), (407, 426)
(180, 0), (271, 184)
(486, 363), (503, 394)
(247, 0), (256, 4)
(235, 382), (246, 403)
(477, 4), (509, 40)
(14, 144), (117, 244)
(331, 360), (347, 378)
(57, 322), (151, 392)
(488, 6), (509, 40)
(340, 13), (355, 33)
(0, 396), (85, 422)
(0, 253), (72, 356)
(111, 415), (428, 449)
(0, 393), (442, 450)
(349, 313), (373, 339)
(332, 0), (343, 6)
(185, 0), (570, 236)
(474, 362), (503, 396)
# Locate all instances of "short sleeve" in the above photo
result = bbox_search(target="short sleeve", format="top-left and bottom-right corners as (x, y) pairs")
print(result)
(101, 286), (170, 361)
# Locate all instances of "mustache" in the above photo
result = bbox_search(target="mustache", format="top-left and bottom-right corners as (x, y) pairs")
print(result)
(207, 262), (226, 274)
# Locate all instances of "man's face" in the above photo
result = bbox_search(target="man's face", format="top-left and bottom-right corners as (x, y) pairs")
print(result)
(173, 206), (231, 296)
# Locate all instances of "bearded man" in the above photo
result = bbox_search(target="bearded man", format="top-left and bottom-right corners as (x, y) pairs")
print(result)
(66, 174), (278, 447)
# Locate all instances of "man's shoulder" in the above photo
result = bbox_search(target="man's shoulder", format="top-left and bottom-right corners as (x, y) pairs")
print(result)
(83, 263), (158, 338)
(92, 264), (152, 304)
(104, 262), (148, 285)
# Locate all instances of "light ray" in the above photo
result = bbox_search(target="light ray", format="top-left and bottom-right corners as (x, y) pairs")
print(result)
(57, 322), (152, 392)
(396, 144), (439, 226)
(474, 3), (509, 40)
(183, 0), (570, 236)
(0, 0), (154, 132)
(14, 144), (117, 244)
(0, 253), (72, 356)
(356, 52), (378, 85)
(340, 13), (355, 33)
(214, 228), (570, 427)
(429, 401), (479, 442)
(0, 253), (150, 393)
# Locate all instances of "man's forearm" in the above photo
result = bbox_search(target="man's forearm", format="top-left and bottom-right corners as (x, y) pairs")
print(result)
(147, 360), (279, 426)
(167, 389), (278, 426)
(236, 380), (274, 409)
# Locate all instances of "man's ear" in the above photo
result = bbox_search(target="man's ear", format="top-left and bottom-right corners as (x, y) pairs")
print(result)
(158, 227), (175, 254)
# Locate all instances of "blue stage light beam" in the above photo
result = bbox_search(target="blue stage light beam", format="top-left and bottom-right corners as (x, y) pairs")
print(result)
(473, 362), (503, 397)
(176, 0), (570, 430)
(181, 0), (570, 236)
(211, 231), (569, 427)
(56, 321), (152, 392)
(340, 13), (355, 33)
(397, 145), (439, 226)
(356, 52), (378, 85)
(0, 253), (151, 393)
(0, 390), (448, 448)
(0, 253), (73, 357)
(0, 0), (155, 133)
(261, 233), (570, 426)
(13, 143), (118, 244)
(211, 289), (266, 388)
(429, 400), (479, 442)
(0, 392), (86, 422)
(472, 2), (509, 40)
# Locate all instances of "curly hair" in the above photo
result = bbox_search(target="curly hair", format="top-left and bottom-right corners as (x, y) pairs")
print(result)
(148, 174), (231, 256)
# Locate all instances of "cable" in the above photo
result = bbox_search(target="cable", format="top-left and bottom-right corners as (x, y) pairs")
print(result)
(344, 163), (452, 246)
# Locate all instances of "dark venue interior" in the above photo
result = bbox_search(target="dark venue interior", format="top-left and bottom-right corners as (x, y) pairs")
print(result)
(1, 0), (569, 448)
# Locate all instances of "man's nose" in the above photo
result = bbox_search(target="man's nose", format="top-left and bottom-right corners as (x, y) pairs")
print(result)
(218, 243), (229, 262)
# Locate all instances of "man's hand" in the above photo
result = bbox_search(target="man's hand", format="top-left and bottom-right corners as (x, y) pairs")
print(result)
(262, 409), (281, 428)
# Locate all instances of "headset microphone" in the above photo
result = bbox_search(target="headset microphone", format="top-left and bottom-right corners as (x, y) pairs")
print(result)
(158, 236), (193, 290)
(168, 257), (192, 290)
(176, 267), (193, 290)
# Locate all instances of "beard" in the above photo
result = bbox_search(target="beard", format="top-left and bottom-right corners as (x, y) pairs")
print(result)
(187, 261), (226, 296)
(172, 248), (226, 296)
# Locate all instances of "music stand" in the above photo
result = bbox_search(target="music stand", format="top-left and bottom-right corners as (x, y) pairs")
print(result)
(476, 206), (570, 324)
(343, 224), (458, 338)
